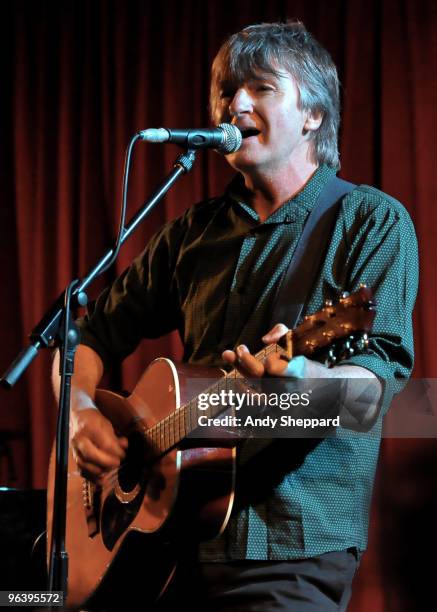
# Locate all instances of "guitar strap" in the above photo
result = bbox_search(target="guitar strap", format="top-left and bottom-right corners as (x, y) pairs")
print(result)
(237, 176), (357, 466)
(269, 174), (356, 331)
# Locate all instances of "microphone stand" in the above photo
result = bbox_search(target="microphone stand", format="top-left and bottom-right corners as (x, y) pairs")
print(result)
(0, 147), (197, 599)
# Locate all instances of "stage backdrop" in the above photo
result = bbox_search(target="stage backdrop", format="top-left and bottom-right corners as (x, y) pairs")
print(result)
(1, 1), (436, 610)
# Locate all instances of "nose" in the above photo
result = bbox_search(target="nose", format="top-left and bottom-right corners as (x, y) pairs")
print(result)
(229, 87), (253, 117)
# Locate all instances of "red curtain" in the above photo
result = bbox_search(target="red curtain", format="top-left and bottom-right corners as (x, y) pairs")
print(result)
(1, 1), (436, 609)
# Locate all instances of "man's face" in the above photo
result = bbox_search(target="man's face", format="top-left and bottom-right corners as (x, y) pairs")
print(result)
(214, 69), (319, 174)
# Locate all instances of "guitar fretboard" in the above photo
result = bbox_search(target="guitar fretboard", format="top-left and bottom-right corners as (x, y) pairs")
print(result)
(145, 342), (284, 455)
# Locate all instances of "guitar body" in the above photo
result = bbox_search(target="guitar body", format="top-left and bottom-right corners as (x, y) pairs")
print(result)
(47, 358), (236, 608)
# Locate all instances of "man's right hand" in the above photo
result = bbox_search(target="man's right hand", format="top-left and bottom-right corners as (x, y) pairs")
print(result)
(52, 344), (128, 481)
(70, 406), (128, 480)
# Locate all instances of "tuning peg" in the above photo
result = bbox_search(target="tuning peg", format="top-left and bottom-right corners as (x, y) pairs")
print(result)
(340, 323), (353, 332)
(354, 332), (370, 352)
(324, 299), (333, 307)
(359, 283), (367, 289)
(350, 332), (371, 355)
(325, 347), (337, 368)
(343, 339), (354, 358)
(304, 340), (317, 350)
(322, 330), (336, 340)
(340, 291), (350, 299)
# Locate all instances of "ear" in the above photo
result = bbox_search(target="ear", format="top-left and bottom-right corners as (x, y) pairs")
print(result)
(304, 110), (323, 132)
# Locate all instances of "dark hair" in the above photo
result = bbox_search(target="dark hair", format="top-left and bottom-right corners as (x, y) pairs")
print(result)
(210, 21), (340, 168)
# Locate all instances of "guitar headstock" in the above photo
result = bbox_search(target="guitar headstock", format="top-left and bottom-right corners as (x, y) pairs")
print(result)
(283, 285), (376, 365)
(322, 332), (371, 367)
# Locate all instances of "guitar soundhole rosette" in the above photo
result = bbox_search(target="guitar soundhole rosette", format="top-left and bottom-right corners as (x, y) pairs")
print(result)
(115, 430), (146, 502)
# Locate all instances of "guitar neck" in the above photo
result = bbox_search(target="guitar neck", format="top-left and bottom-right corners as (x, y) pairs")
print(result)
(145, 341), (286, 456)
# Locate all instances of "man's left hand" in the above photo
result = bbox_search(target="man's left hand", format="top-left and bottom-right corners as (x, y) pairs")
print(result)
(222, 323), (332, 379)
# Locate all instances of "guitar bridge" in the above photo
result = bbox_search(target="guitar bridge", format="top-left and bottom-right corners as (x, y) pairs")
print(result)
(82, 478), (101, 538)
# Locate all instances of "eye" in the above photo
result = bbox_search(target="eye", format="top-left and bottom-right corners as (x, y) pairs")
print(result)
(219, 87), (236, 100)
(256, 84), (274, 92)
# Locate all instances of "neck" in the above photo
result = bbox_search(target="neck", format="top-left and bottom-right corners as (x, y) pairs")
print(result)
(240, 160), (319, 222)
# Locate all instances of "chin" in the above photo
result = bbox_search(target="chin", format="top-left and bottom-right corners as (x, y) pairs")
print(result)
(225, 152), (261, 172)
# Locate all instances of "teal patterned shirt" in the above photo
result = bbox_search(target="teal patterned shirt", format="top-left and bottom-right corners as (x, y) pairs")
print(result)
(78, 164), (418, 560)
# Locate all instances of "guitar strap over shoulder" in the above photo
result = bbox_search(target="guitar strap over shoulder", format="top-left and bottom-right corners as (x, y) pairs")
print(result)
(269, 175), (356, 331)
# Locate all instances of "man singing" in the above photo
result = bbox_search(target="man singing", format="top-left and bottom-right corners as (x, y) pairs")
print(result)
(53, 21), (418, 610)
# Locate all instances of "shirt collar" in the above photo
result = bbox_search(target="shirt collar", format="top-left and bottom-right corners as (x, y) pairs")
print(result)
(227, 164), (337, 224)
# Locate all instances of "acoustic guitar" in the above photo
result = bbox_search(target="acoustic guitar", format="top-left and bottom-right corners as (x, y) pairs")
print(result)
(47, 286), (375, 607)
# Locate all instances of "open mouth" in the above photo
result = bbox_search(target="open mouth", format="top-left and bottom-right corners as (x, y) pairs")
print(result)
(240, 127), (261, 139)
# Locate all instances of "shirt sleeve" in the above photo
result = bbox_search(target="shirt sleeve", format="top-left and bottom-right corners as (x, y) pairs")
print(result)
(339, 185), (419, 417)
(76, 215), (186, 370)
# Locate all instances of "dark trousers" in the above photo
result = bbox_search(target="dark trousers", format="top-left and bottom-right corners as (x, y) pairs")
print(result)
(154, 549), (361, 611)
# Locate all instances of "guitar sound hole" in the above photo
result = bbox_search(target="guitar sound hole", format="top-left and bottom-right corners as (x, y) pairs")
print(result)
(118, 431), (147, 493)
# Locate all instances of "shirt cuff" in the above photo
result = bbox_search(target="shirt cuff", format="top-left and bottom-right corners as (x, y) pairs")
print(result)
(338, 353), (404, 417)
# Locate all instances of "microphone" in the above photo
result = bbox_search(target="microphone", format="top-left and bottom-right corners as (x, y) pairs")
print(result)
(138, 123), (242, 154)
